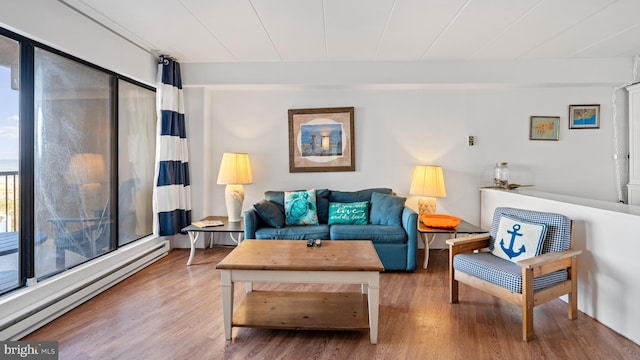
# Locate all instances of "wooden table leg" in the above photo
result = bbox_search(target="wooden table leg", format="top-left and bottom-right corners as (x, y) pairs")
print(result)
(220, 270), (234, 340)
(367, 273), (380, 344)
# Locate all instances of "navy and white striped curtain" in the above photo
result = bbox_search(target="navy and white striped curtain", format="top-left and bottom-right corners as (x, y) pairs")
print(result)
(153, 55), (192, 236)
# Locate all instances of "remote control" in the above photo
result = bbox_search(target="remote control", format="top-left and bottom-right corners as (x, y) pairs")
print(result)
(315, 239), (322, 247)
(307, 239), (314, 247)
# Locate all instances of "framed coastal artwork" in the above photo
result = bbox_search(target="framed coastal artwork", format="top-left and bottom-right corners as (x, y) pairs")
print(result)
(288, 107), (355, 172)
(530, 116), (560, 141)
(569, 104), (600, 129)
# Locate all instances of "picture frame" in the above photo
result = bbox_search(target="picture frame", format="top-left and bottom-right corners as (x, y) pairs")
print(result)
(530, 116), (560, 141)
(569, 104), (600, 129)
(288, 107), (355, 172)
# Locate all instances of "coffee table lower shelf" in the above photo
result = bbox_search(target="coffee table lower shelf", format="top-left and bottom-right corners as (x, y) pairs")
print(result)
(233, 291), (370, 331)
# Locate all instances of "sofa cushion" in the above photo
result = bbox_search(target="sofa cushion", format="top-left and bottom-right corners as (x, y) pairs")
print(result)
(253, 199), (285, 228)
(328, 201), (369, 225)
(490, 214), (547, 262)
(264, 190), (285, 206)
(284, 190), (319, 225)
(369, 192), (406, 226)
(265, 189), (330, 224)
(453, 252), (568, 294)
(255, 225), (330, 240)
(330, 224), (407, 244)
(314, 189), (330, 224)
(328, 188), (392, 203)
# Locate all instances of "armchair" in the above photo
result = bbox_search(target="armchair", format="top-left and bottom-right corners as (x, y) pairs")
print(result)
(446, 207), (582, 341)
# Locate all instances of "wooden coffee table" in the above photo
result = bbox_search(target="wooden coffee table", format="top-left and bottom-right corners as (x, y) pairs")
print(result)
(215, 239), (384, 344)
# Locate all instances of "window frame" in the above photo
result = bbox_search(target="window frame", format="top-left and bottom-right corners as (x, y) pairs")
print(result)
(0, 26), (156, 292)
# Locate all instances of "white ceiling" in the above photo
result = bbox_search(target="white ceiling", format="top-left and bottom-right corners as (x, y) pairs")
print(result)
(61, 0), (640, 63)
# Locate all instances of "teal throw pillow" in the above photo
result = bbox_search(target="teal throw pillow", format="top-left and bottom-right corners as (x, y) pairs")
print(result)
(328, 201), (369, 225)
(491, 214), (547, 263)
(369, 192), (405, 226)
(253, 199), (285, 228)
(284, 189), (319, 225)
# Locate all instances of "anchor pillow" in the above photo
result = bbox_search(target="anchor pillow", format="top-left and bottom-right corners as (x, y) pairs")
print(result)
(491, 214), (548, 263)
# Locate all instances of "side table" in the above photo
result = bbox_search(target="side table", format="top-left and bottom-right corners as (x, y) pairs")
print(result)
(181, 216), (244, 266)
(418, 219), (487, 269)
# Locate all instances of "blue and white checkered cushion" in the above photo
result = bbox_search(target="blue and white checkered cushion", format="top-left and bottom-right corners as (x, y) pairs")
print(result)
(453, 207), (572, 293)
(453, 252), (568, 293)
(489, 207), (571, 254)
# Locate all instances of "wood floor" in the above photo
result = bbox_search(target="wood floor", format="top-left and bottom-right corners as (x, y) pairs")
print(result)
(23, 246), (640, 360)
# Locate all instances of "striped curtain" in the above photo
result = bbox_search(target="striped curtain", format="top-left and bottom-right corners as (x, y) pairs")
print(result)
(153, 55), (192, 236)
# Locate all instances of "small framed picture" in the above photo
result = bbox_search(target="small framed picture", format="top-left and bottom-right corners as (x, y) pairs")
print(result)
(530, 116), (560, 141)
(569, 104), (600, 129)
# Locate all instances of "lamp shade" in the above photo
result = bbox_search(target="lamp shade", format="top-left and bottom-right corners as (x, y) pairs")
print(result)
(409, 165), (446, 198)
(217, 153), (253, 185)
(67, 153), (107, 185)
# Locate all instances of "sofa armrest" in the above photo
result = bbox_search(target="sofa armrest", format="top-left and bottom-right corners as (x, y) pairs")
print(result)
(243, 209), (258, 239)
(402, 207), (419, 270)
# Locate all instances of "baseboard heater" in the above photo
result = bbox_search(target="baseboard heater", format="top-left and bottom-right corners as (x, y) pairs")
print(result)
(0, 238), (170, 340)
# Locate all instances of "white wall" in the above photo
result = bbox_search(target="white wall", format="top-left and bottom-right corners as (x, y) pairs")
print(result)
(481, 188), (640, 345)
(0, 0), (156, 86)
(183, 81), (629, 239)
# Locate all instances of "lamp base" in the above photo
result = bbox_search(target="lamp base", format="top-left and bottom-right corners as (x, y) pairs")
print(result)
(418, 197), (437, 217)
(224, 184), (244, 222)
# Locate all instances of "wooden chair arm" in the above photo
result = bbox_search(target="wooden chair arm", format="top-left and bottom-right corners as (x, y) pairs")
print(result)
(516, 249), (583, 277)
(446, 233), (491, 253)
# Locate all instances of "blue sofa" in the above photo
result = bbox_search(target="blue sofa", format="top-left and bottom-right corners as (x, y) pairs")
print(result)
(243, 188), (418, 271)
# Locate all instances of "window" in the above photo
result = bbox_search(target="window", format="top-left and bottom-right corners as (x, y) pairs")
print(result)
(118, 80), (156, 245)
(0, 27), (156, 293)
(0, 34), (20, 293)
(34, 48), (115, 277)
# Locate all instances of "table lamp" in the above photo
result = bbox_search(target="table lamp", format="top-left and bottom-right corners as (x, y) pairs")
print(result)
(217, 152), (253, 222)
(409, 165), (446, 216)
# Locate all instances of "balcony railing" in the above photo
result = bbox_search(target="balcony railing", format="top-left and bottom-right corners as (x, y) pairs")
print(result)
(1, 171), (18, 232)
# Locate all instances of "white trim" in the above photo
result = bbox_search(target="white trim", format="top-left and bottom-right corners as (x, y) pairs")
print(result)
(58, 0), (158, 55)
(0, 235), (169, 340)
(181, 58), (633, 88)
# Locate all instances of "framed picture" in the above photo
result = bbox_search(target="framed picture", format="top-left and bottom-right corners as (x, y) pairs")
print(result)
(569, 104), (600, 129)
(288, 107), (355, 172)
(530, 116), (560, 141)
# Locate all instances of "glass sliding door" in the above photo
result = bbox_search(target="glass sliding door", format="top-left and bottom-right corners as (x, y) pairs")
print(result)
(0, 26), (157, 295)
(34, 48), (115, 277)
(0, 34), (20, 293)
(117, 80), (155, 245)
